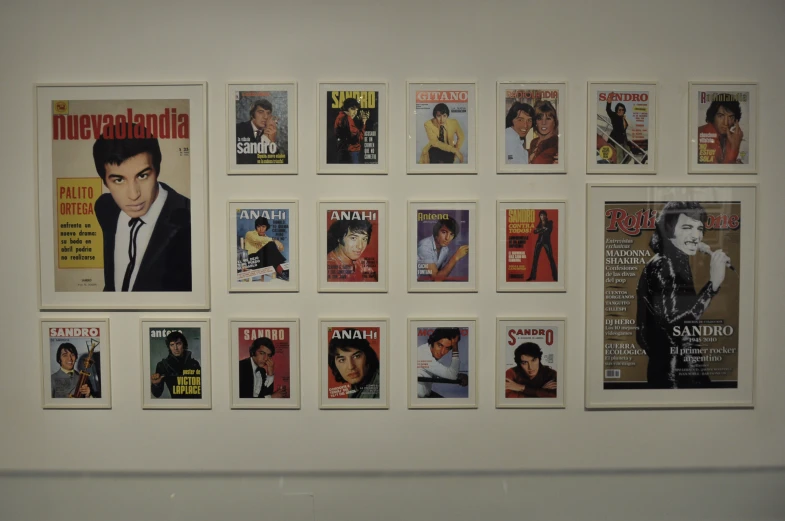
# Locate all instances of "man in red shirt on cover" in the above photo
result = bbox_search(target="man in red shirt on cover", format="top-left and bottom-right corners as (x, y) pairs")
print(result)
(698, 97), (744, 164)
(333, 97), (367, 163)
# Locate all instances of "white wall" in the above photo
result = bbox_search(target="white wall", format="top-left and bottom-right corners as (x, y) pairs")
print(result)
(1, 0), (784, 518)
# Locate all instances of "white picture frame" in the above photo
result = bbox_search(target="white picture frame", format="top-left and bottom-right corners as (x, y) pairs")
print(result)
(407, 200), (477, 293)
(408, 318), (477, 409)
(35, 82), (209, 310)
(141, 318), (211, 409)
(587, 81), (657, 174)
(585, 183), (757, 409)
(496, 81), (567, 174)
(317, 200), (388, 293)
(496, 200), (567, 292)
(41, 318), (111, 409)
(688, 81), (757, 174)
(407, 81), (477, 174)
(226, 82), (297, 175)
(317, 82), (388, 174)
(318, 318), (389, 409)
(496, 317), (566, 409)
(228, 200), (299, 292)
(230, 319), (300, 409)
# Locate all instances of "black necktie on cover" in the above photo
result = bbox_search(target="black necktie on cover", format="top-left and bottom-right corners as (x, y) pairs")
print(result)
(256, 129), (263, 142)
(438, 125), (446, 143)
(121, 218), (144, 292)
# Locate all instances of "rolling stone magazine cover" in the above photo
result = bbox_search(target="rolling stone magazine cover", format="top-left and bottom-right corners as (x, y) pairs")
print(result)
(602, 200), (742, 389)
(695, 89), (751, 165)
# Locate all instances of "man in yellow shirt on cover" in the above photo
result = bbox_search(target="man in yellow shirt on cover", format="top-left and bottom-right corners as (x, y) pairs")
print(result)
(243, 216), (289, 281)
(419, 103), (465, 164)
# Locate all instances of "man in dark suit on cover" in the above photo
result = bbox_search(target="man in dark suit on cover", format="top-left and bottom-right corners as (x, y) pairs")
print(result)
(239, 337), (288, 398)
(236, 99), (278, 164)
(93, 122), (191, 292)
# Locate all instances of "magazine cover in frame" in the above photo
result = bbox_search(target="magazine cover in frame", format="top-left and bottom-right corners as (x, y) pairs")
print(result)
(141, 319), (211, 409)
(587, 82), (657, 174)
(408, 201), (477, 292)
(35, 83), (209, 310)
(227, 82), (297, 174)
(40, 319), (110, 409)
(228, 200), (298, 292)
(317, 82), (387, 174)
(496, 318), (565, 409)
(408, 318), (477, 409)
(407, 82), (476, 174)
(319, 319), (389, 409)
(496, 200), (566, 292)
(688, 82), (757, 174)
(585, 184), (756, 409)
(230, 319), (300, 409)
(318, 201), (387, 292)
(496, 82), (566, 174)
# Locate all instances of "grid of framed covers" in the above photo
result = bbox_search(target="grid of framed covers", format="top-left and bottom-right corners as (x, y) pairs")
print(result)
(34, 80), (758, 411)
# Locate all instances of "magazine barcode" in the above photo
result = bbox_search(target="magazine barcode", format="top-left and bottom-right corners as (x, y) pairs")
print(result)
(605, 369), (621, 378)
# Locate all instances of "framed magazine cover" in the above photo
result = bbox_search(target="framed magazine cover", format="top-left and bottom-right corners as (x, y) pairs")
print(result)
(585, 184), (757, 409)
(40, 318), (110, 409)
(496, 200), (566, 292)
(317, 200), (388, 293)
(35, 83), (209, 310)
(408, 318), (477, 409)
(587, 81), (657, 174)
(319, 318), (389, 409)
(407, 200), (478, 293)
(688, 82), (757, 174)
(496, 318), (565, 408)
(407, 81), (477, 174)
(228, 200), (298, 292)
(230, 319), (300, 409)
(317, 82), (387, 174)
(141, 318), (211, 409)
(496, 82), (566, 174)
(226, 82), (297, 175)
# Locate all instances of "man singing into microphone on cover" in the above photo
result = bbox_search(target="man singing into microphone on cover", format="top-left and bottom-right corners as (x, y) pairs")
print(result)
(635, 201), (732, 389)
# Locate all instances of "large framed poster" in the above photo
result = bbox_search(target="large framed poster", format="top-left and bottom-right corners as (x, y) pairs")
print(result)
(35, 83), (209, 310)
(407, 81), (477, 174)
(319, 318), (389, 409)
(407, 200), (477, 292)
(228, 200), (299, 292)
(40, 318), (111, 409)
(317, 200), (387, 293)
(317, 82), (387, 174)
(587, 81), (657, 174)
(226, 82), (297, 175)
(496, 200), (566, 292)
(586, 184), (756, 409)
(408, 318), (477, 409)
(141, 318), (211, 409)
(688, 82), (757, 174)
(496, 82), (566, 174)
(496, 318), (565, 409)
(230, 319), (300, 409)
